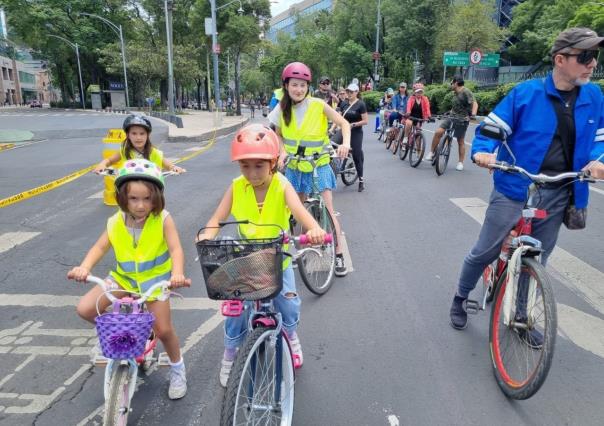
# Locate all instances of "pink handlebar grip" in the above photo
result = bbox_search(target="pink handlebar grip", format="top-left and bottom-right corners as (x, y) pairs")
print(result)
(297, 233), (333, 245)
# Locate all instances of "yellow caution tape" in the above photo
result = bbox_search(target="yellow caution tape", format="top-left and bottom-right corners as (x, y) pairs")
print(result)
(0, 165), (95, 209)
(0, 143), (16, 152)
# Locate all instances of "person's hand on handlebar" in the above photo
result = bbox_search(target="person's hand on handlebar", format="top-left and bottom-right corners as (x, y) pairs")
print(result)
(305, 226), (327, 246)
(170, 274), (192, 288)
(67, 266), (90, 282)
(583, 160), (604, 179)
(473, 152), (497, 169)
(171, 165), (187, 174)
(336, 144), (350, 159)
(278, 152), (287, 170)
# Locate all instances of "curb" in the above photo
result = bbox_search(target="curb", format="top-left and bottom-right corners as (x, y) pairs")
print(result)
(167, 117), (249, 143)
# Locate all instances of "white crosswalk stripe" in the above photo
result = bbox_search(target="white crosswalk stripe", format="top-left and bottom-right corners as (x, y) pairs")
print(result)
(0, 232), (41, 255)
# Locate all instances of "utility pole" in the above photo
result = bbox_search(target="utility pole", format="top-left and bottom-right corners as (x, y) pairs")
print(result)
(373, 0), (381, 83)
(165, 0), (175, 114)
(210, 0), (221, 110)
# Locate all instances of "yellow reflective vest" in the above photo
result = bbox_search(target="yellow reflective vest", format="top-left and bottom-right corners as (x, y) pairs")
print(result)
(119, 146), (164, 170)
(231, 173), (291, 268)
(108, 211), (172, 297)
(280, 97), (330, 173)
(274, 88), (284, 101)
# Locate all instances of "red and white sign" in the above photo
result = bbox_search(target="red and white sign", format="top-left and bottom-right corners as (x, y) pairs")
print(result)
(372, 51), (381, 60)
(469, 49), (483, 65)
(213, 43), (221, 54)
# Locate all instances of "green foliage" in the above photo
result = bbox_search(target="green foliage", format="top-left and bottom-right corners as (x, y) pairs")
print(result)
(423, 84), (450, 114)
(473, 91), (500, 115)
(361, 91), (383, 111)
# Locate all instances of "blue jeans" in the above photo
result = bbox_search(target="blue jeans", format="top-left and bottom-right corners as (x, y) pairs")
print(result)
(457, 187), (570, 299)
(224, 264), (300, 349)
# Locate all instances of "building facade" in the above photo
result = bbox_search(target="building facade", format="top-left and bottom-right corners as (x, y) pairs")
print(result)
(266, 0), (334, 42)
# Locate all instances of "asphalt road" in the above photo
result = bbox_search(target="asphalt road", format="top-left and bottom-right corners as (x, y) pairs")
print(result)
(1, 111), (604, 425)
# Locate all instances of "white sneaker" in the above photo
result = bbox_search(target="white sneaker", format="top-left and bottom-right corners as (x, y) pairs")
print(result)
(425, 152), (433, 161)
(220, 358), (233, 388)
(455, 162), (464, 171)
(168, 364), (187, 399)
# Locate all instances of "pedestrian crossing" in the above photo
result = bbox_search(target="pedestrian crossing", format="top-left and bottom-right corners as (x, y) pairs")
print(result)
(0, 112), (111, 118)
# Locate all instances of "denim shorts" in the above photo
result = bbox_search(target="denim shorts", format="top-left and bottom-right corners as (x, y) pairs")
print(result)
(285, 164), (336, 194)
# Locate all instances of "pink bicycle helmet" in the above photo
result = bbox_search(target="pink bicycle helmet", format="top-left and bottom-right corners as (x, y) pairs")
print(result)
(231, 124), (280, 161)
(413, 83), (425, 93)
(281, 62), (312, 83)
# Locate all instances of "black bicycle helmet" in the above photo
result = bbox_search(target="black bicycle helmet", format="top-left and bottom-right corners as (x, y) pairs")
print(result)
(123, 114), (152, 132)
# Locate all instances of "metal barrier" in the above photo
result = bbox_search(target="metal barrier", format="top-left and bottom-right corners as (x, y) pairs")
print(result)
(148, 111), (183, 128)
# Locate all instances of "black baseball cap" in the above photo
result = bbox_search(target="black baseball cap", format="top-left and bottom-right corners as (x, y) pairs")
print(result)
(551, 27), (604, 55)
(319, 76), (331, 84)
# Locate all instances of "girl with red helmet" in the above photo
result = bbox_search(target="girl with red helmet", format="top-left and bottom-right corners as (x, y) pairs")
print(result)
(94, 114), (186, 175)
(196, 124), (326, 386)
(268, 62), (351, 277)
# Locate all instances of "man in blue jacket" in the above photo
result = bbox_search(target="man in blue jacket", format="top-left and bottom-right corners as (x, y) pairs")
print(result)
(449, 28), (604, 340)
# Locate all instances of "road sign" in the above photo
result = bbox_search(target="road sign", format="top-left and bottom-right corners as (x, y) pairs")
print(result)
(372, 51), (381, 60)
(205, 17), (213, 36)
(443, 51), (469, 67)
(479, 53), (500, 68)
(213, 43), (221, 54)
(109, 81), (125, 90)
(469, 49), (483, 65)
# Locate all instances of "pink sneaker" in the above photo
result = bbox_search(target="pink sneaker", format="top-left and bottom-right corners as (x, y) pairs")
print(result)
(289, 333), (303, 369)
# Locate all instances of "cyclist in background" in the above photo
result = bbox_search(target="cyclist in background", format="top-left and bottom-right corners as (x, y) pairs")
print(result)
(449, 27), (604, 334)
(269, 62), (352, 277)
(377, 88), (395, 132)
(268, 88), (284, 112)
(401, 83), (431, 145)
(388, 82), (409, 127)
(426, 76), (477, 171)
(314, 76), (339, 109)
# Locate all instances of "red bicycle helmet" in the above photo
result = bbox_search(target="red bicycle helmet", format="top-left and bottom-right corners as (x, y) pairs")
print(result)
(231, 124), (280, 161)
(281, 62), (312, 83)
(413, 83), (425, 93)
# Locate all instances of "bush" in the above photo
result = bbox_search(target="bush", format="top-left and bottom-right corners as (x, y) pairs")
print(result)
(473, 91), (500, 116)
(361, 91), (383, 112)
(424, 84), (451, 114)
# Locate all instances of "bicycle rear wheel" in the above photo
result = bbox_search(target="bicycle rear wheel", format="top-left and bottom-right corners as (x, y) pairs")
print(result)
(103, 364), (132, 426)
(385, 127), (397, 150)
(489, 257), (556, 400)
(297, 202), (336, 295)
(398, 136), (409, 161)
(222, 327), (295, 426)
(340, 156), (358, 186)
(435, 136), (451, 176)
(408, 133), (425, 168)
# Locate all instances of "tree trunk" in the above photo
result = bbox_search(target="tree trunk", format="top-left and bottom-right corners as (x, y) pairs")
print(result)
(235, 50), (241, 116)
(196, 78), (202, 109)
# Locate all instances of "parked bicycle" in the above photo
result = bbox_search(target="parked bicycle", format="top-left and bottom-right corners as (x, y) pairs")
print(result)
(463, 124), (602, 400)
(328, 142), (358, 186)
(196, 222), (332, 425)
(398, 117), (433, 167)
(283, 151), (338, 295)
(84, 275), (175, 426)
(431, 113), (468, 175)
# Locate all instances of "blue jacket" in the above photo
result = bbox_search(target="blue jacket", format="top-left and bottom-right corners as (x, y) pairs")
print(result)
(392, 93), (408, 113)
(472, 74), (604, 208)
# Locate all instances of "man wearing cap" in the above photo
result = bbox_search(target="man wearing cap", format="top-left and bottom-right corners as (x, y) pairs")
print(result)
(314, 76), (338, 108)
(388, 82), (409, 127)
(449, 27), (604, 336)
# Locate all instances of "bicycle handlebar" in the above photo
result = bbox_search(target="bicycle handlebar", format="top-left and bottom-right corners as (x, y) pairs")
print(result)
(85, 274), (172, 303)
(96, 168), (180, 177)
(488, 162), (599, 184)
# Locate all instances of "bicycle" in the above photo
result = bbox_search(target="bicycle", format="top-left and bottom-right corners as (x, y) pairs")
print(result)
(82, 275), (175, 426)
(385, 120), (405, 155)
(463, 123), (602, 400)
(431, 113), (468, 176)
(377, 110), (392, 142)
(398, 117), (432, 167)
(196, 222), (331, 425)
(328, 141), (358, 186)
(283, 151), (338, 295)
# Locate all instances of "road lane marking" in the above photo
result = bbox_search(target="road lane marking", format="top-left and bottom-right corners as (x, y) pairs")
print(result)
(64, 364), (91, 386)
(387, 415), (400, 426)
(0, 232), (41, 255)
(557, 303), (604, 359)
(590, 186), (604, 196)
(87, 190), (104, 199)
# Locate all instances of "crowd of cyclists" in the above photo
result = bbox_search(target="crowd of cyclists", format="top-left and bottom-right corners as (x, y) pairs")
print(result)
(64, 26), (604, 422)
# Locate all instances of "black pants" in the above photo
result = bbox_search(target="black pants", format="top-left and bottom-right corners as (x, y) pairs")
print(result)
(351, 130), (364, 179)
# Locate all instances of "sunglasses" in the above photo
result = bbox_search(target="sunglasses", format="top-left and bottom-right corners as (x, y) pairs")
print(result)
(560, 50), (599, 65)
(320, 81), (330, 85)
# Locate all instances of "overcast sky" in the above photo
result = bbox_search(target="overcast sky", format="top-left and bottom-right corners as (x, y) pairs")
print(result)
(270, 0), (300, 16)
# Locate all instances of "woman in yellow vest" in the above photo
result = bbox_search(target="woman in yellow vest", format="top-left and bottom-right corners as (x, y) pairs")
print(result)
(68, 159), (191, 400)
(94, 115), (186, 174)
(268, 62), (351, 276)
(196, 124), (326, 387)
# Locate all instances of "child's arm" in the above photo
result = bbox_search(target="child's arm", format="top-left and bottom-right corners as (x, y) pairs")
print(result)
(67, 231), (111, 281)
(163, 214), (192, 288)
(162, 157), (186, 174)
(94, 152), (121, 174)
(284, 182), (326, 244)
(196, 185), (234, 242)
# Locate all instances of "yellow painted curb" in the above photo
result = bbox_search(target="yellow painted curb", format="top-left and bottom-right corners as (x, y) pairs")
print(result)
(0, 143), (16, 152)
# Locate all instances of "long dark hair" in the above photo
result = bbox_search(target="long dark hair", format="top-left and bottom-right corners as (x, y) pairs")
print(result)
(122, 128), (153, 160)
(279, 80), (309, 126)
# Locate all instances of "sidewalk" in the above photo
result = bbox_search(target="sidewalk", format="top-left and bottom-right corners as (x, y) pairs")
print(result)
(163, 110), (249, 143)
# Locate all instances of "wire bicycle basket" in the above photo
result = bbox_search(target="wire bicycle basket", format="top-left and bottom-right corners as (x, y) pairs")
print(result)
(196, 234), (284, 301)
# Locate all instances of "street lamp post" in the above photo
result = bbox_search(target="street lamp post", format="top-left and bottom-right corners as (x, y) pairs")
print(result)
(79, 12), (129, 108)
(373, 0), (381, 83)
(165, 0), (175, 114)
(47, 34), (85, 109)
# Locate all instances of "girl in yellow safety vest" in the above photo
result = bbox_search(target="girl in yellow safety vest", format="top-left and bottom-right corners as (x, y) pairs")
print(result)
(94, 115), (186, 174)
(68, 159), (191, 400)
(196, 124), (326, 387)
(268, 61), (351, 277)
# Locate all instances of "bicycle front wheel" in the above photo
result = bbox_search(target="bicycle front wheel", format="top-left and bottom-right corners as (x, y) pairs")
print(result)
(435, 136), (451, 176)
(408, 133), (425, 168)
(222, 327), (295, 426)
(489, 257), (556, 400)
(340, 156), (358, 186)
(398, 136), (409, 161)
(297, 202), (337, 295)
(103, 364), (132, 426)
(385, 128), (397, 150)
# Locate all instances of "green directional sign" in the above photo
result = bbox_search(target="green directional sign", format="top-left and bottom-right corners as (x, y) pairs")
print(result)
(443, 51), (469, 67)
(480, 53), (500, 68)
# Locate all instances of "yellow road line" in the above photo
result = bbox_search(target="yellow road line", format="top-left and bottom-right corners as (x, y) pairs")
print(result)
(0, 143), (15, 152)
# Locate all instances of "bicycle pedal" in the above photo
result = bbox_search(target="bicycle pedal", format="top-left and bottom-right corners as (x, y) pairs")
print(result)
(157, 352), (171, 367)
(221, 300), (244, 317)
(463, 299), (480, 315)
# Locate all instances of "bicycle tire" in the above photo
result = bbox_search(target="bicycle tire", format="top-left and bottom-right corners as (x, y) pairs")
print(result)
(489, 257), (556, 400)
(391, 129), (403, 155)
(409, 132), (425, 168)
(221, 327), (295, 426)
(398, 136), (409, 160)
(378, 126), (386, 142)
(103, 364), (131, 426)
(297, 202), (336, 295)
(435, 135), (451, 176)
(340, 156), (358, 186)
(385, 127), (397, 150)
